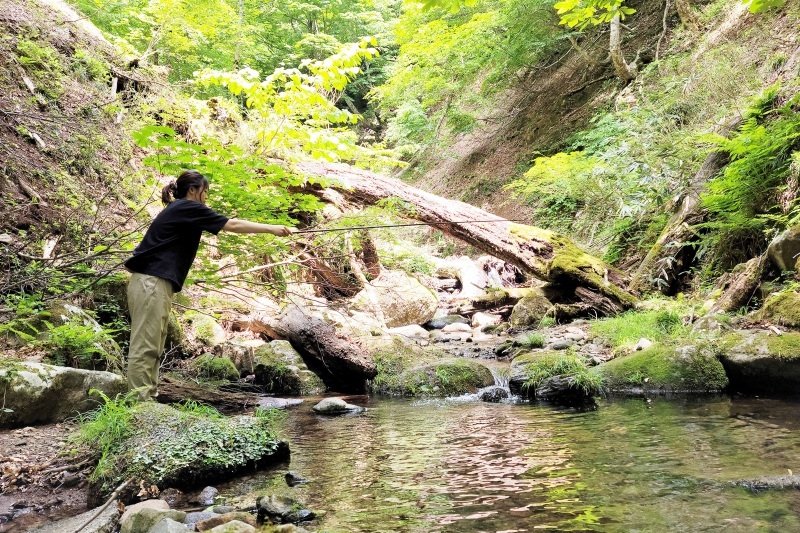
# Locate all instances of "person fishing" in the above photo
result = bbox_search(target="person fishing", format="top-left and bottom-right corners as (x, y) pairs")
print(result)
(124, 169), (295, 401)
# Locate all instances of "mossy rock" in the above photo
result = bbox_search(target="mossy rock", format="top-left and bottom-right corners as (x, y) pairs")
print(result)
(86, 402), (288, 505)
(189, 313), (227, 347)
(509, 288), (553, 328)
(370, 344), (493, 396)
(253, 341), (326, 395)
(193, 353), (240, 382)
(757, 291), (800, 328)
(509, 351), (602, 401)
(716, 331), (800, 393)
(599, 343), (728, 393)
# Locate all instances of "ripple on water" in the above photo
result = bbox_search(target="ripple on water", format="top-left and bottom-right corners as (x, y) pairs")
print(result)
(221, 395), (800, 532)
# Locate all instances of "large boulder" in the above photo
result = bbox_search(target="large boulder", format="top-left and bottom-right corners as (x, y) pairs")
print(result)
(716, 331), (800, 393)
(435, 256), (488, 299)
(350, 270), (438, 327)
(86, 402), (289, 506)
(766, 226), (800, 272)
(253, 341), (326, 395)
(509, 288), (553, 329)
(369, 339), (493, 396)
(599, 342), (729, 393)
(0, 360), (126, 427)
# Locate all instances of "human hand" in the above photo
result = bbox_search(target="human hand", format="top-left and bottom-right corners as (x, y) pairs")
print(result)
(273, 225), (296, 236)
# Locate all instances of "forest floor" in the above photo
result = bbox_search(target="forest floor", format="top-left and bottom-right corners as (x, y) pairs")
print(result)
(0, 422), (89, 532)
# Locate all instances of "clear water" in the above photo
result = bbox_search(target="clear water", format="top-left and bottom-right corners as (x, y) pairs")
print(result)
(223, 395), (800, 532)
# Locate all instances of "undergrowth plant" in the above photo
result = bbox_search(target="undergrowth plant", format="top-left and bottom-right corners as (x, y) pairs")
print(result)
(590, 306), (687, 353)
(521, 352), (603, 397)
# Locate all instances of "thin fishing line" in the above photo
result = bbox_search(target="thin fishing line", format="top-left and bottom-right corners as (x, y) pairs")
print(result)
(292, 219), (526, 235)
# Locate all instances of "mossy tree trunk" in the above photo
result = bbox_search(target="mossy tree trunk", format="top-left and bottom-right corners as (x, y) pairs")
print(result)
(708, 256), (765, 314)
(628, 116), (743, 294)
(297, 161), (637, 315)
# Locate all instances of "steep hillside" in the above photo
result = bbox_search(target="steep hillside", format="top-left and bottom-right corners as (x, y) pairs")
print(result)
(0, 0), (158, 295)
(404, 1), (799, 228)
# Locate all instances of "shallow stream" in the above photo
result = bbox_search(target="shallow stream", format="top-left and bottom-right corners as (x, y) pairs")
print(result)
(221, 394), (800, 532)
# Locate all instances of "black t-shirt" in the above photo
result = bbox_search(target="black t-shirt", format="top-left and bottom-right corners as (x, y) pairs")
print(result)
(125, 199), (229, 292)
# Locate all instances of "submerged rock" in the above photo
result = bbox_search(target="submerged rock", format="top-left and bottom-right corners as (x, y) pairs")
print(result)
(285, 471), (309, 487)
(0, 360), (126, 427)
(196, 486), (219, 506)
(256, 495), (315, 524)
(478, 386), (509, 402)
(735, 474), (800, 492)
(31, 499), (120, 533)
(312, 397), (365, 415)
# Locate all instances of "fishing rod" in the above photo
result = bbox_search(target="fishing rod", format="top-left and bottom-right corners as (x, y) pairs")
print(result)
(292, 218), (527, 235)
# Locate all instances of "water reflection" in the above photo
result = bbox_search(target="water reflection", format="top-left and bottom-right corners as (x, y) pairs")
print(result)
(222, 395), (800, 532)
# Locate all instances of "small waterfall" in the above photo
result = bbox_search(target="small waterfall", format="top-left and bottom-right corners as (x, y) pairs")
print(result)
(490, 366), (510, 389)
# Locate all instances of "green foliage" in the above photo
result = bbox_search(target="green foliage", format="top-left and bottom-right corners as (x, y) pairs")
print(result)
(553, 0), (635, 30)
(590, 307), (687, 353)
(70, 390), (138, 482)
(745, 0), (785, 13)
(0, 295), (45, 343)
(521, 352), (603, 396)
(40, 322), (120, 372)
(15, 38), (64, 99)
(699, 87), (800, 270)
(373, 0), (563, 150)
(72, 49), (110, 82)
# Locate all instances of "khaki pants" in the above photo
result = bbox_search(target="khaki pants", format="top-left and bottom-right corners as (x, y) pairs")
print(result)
(127, 272), (174, 401)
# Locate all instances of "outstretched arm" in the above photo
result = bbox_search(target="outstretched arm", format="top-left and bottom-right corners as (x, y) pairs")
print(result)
(223, 219), (295, 236)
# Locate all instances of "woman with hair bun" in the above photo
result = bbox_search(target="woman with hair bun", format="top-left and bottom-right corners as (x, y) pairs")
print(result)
(124, 169), (295, 401)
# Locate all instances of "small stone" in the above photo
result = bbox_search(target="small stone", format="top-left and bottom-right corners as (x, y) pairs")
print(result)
(550, 339), (574, 350)
(478, 386), (509, 403)
(185, 512), (219, 528)
(207, 520), (256, 533)
(211, 506), (237, 514)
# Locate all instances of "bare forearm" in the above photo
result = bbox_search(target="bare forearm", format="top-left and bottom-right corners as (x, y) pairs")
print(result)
(223, 219), (294, 235)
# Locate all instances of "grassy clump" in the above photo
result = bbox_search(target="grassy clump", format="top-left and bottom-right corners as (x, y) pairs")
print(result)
(600, 343), (729, 392)
(520, 353), (603, 397)
(516, 332), (547, 349)
(590, 307), (687, 354)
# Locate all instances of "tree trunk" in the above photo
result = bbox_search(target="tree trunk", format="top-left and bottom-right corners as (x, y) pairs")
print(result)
(609, 14), (637, 82)
(296, 162), (637, 314)
(708, 256), (765, 314)
(675, 0), (701, 32)
(272, 305), (377, 391)
(628, 116), (743, 294)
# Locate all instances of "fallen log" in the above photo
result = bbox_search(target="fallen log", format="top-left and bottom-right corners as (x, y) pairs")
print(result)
(296, 161), (636, 315)
(157, 376), (263, 408)
(271, 305), (377, 392)
(708, 256), (765, 314)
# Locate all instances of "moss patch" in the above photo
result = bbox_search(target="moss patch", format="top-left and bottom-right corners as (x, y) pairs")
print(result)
(758, 291), (800, 328)
(600, 343), (728, 393)
(193, 354), (240, 381)
(369, 341), (492, 396)
(715, 331), (800, 392)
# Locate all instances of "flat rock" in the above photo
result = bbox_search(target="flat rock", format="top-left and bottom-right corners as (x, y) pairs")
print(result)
(32, 500), (119, 533)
